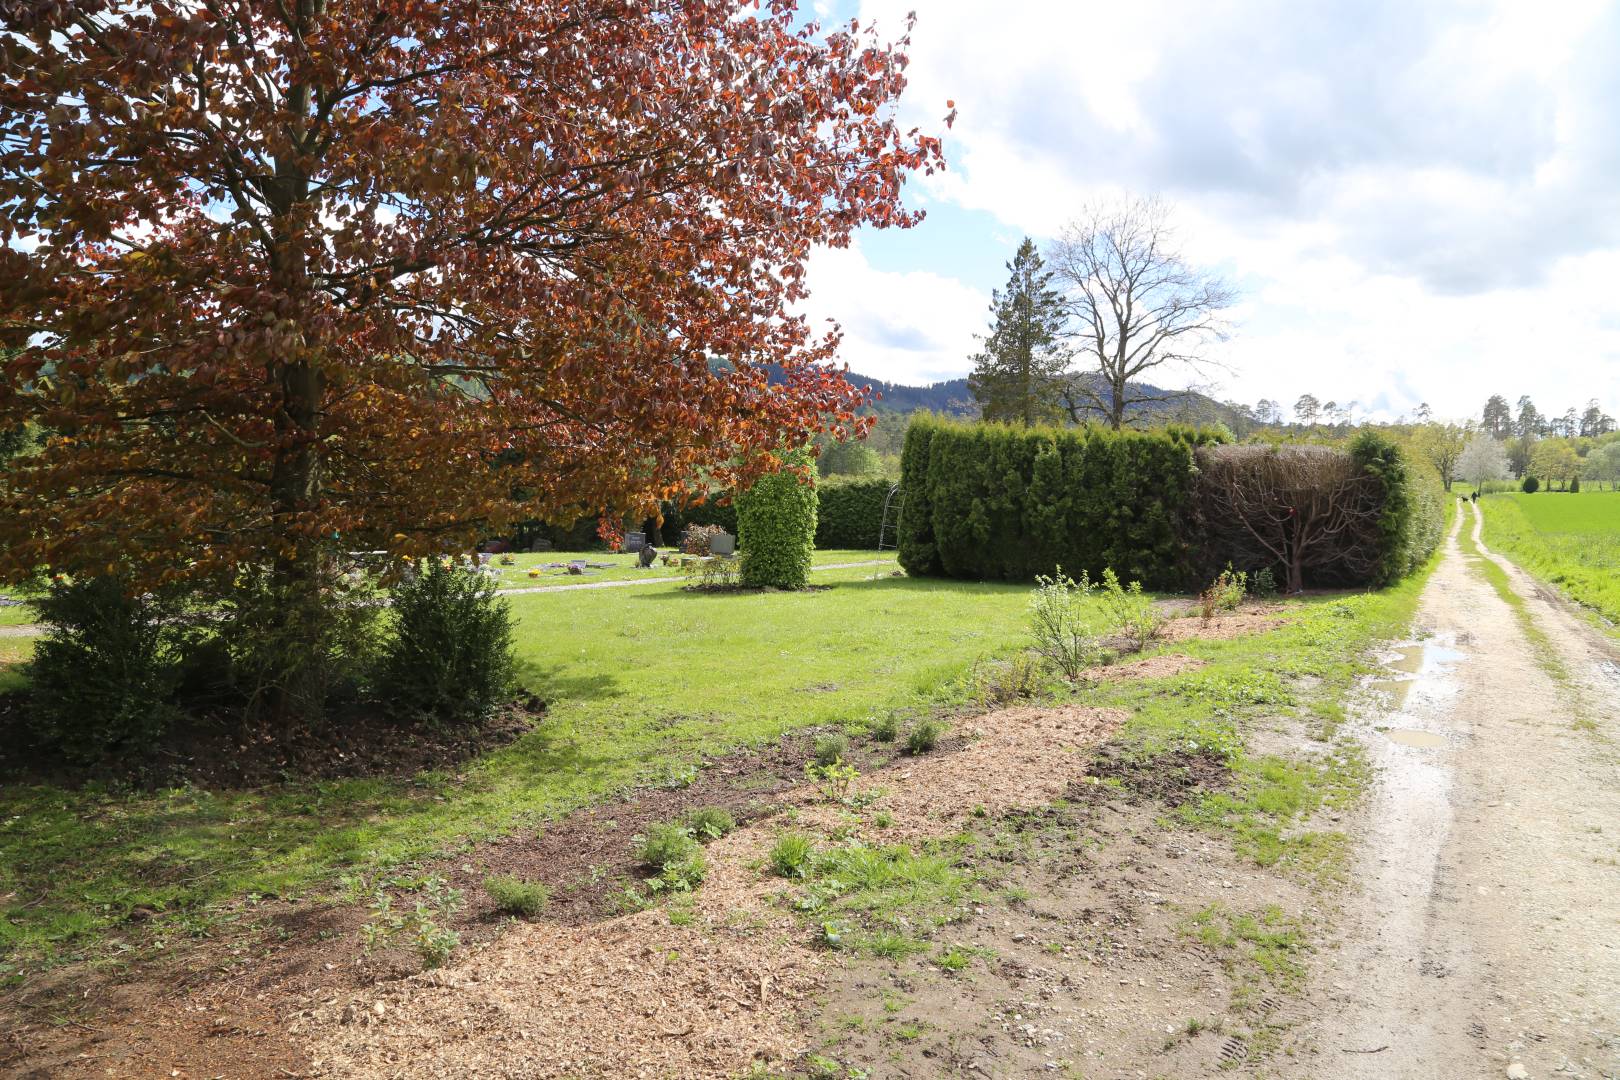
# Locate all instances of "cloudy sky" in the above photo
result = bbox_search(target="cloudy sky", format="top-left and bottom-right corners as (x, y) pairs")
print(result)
(797, 0), (1620, 423)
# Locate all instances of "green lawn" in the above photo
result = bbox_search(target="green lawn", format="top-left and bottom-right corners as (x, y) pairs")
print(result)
(0, 564), (1012, 967)
(1480, 491), (1620, 628)
(0, 551), (1436, 974)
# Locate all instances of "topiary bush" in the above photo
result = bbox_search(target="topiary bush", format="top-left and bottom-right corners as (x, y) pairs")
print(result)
(377, 558), (515, 724)
(25, 576), (184, 763)
(737, 448), (818, 589)
(1521, 474), (1540, 493)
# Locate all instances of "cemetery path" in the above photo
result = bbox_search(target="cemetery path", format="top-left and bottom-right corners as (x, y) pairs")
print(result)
(495, 557), (895, 595)
(1288, 503), (1620, 1080)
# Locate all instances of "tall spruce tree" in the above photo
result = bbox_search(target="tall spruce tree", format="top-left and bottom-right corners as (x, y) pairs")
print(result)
(968, 238), (1070, 425)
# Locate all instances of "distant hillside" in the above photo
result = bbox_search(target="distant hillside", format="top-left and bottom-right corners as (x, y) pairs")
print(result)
(842, 369), (1241, 427)
(843, 373), (975, 415)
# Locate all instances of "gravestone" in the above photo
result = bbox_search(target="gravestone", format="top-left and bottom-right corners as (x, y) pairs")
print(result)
(624, 531), (646, 553)
(709, 531), (735, 556)
(638, 545), (659, 569)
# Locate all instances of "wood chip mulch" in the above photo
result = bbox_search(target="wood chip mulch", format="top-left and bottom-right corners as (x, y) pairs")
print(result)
(302, 703), (1125, 1078)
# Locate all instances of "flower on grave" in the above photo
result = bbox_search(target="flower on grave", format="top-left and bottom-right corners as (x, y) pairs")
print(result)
(527, 569), (540, 578)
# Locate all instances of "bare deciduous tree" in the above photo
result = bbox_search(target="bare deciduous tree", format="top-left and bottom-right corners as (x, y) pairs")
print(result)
(1048, 197), (1236, 430)
(1195, 445), (1383, 594)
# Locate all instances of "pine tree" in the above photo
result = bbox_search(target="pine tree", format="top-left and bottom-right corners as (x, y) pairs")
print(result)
(968, 238), (1070, 426)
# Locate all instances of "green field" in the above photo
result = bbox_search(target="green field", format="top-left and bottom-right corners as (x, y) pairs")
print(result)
(1480, 491), (1620, 628)
(0, 555), (1434, 971)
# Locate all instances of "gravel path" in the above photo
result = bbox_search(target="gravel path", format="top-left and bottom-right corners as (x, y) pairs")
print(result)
(495, 558), (895, 596)
(1292, 502), (1620, 1079)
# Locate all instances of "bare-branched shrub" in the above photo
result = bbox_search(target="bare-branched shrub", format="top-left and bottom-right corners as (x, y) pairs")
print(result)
(680, 523), (728, 555)
(1195, 445), (1383, 594)
(1028, 568), (1102, 680)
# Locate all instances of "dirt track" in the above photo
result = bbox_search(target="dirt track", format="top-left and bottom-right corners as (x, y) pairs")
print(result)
(1295, 503), (1620, 1079)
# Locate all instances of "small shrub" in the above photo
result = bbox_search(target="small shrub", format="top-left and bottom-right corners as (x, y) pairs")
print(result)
(1211, 565), (1246, 611)
(973, 652), (1044, 705)
(484, 875), (549, 916)
(219, 562), (381, 720)
(360, 876), (464, 969)
(1099, 568), (1165, 653)
(680, 555), (740, 589)
(1251, 566), (1279, 597)
(906, 719), (942, 755)
(1197, 586), (1218, 626)
(869, 713), (900, 742)
(770, 832), (816, 878)
(1522, 474), (1540, 493)
(807, 759), (860, 804)
(1028, 568), (1102, 680)
(26, 576), (183, 763)
(378, 558), (514, 724)
(1569, 476), (1581, 493)
(812, 732), (849, 767)
(684, 806), (737, 842)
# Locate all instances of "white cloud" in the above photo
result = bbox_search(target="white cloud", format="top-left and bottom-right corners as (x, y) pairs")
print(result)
(825, 0), (1620, 419)
(800, 240), (987, 385)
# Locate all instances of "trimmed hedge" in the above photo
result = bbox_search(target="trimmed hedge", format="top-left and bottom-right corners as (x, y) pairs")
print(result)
(815, 478), (893, 550)
(898, 417), (1440, 590)
(737, 450), (818, 588)
(660, 480), (892, 551)
(897, 417), (1218, 588)
(1351, 431), (1444, 584)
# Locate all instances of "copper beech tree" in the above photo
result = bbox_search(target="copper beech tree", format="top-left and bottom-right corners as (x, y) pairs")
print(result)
(0, 2), (945, 656)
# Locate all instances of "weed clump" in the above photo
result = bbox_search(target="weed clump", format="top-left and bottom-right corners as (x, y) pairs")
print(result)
(683, 806), (737, 842)
(635, 822), (707, 892)
(484, 874), (549, 916)
(770, 832), (816, 878)
(906, 718), (942, 755)
(811, 732), (848, 767)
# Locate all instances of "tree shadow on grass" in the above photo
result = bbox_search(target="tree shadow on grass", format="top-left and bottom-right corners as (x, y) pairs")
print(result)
(515, 660), (624, 704)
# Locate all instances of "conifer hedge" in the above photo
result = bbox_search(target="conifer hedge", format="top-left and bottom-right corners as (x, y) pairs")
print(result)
(897, 416), (1220, 587)
(897, 417), (1441, 590)
(814, 478), (893, 550)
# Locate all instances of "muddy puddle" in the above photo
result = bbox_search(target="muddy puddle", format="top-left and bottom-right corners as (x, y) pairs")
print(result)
(1368, 639), (1465, 722)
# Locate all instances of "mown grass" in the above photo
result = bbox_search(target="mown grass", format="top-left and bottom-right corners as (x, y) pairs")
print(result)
(1458, 506), (1570, 682)
(0, 565), (1022, 972)
(1479, 491), (1620, 630)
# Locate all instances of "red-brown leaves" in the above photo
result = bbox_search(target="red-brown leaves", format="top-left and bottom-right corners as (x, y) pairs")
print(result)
(0, 0), (941, 587)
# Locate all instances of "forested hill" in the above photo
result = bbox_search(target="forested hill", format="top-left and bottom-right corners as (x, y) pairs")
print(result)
(840, 369), (1241, 427)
